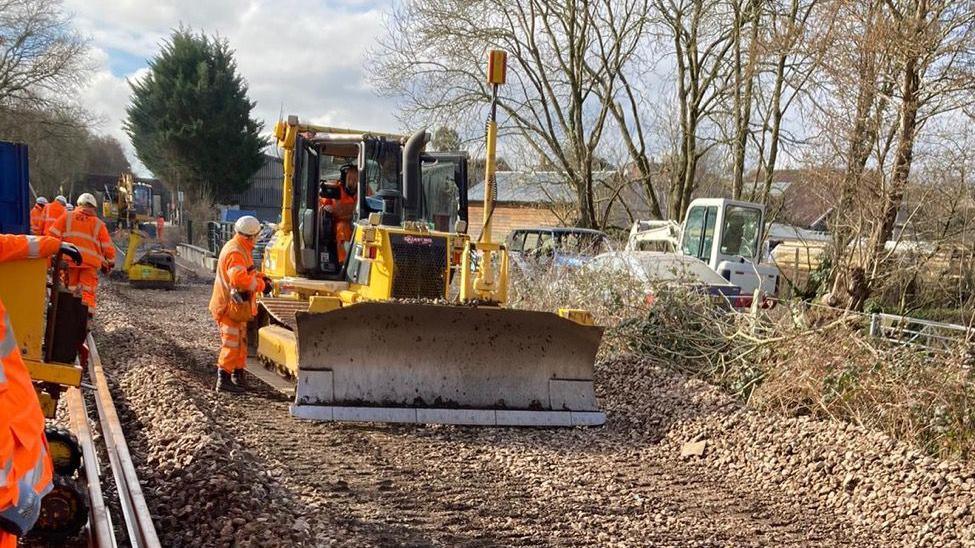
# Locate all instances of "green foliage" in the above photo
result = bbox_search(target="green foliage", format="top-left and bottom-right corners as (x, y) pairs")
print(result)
(807, 252), (833, 299)
(125, 29), (266, 202)
(863, 297), (884, 314)
(432, 127), (460, 152)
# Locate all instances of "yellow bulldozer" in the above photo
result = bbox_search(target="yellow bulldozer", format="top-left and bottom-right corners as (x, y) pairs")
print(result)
(255, 52), (604, 426)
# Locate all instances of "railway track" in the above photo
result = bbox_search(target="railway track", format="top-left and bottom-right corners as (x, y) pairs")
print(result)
(60, 334), (160, 548)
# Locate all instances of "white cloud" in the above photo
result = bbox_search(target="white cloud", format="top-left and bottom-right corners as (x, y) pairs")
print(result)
(67, 0), (399, 176)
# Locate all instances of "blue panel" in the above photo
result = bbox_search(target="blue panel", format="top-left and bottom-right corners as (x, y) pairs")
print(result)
(0, 142), (30, 234)
(222, 209), (258, 222)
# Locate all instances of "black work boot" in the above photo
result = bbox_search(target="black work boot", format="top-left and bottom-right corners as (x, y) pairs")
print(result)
(231, 369), (247, 389)
(216, 370), (243, 393)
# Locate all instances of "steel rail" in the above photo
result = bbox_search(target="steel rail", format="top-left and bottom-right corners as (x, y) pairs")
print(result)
(86, 334), (161, 548)
(65, 386), (116, 548)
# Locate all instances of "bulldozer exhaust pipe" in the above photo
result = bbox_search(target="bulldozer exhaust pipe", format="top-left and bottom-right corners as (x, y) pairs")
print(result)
(401, 128), (428, 222)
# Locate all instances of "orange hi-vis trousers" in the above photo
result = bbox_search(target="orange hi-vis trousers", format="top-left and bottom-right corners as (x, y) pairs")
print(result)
(216, 317), (247, 374)
(65, 267), (99, 310)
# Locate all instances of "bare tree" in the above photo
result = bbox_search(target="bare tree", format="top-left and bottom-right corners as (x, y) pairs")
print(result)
(0, 0), (94, 194)
(811, 0), (897, 304)
(85, 135), (132, 175)
(752, 0), (826, 205)
(862, 0), (975, 294)
(0, 0), (90, 111)
(652, 0), (736, 220)
(372, 0), (649, 227)
(729, 0), (763, 199)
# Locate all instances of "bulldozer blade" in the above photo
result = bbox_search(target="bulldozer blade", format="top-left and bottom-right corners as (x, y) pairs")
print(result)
(129, 279), (175, 290)
(291, 302), (605, 426)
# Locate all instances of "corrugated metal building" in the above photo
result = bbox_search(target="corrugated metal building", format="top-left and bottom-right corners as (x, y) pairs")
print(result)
(231, 154), (283, 222)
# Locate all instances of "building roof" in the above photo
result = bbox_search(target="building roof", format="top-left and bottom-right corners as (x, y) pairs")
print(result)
(469, 171), (576, 204)
(469, 170), (626, 204)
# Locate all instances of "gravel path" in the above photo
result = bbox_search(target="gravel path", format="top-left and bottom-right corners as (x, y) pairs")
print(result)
(91, 279), (973, 547)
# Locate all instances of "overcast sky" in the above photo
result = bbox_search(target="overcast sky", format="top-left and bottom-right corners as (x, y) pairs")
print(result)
(66, 0), (400, 176)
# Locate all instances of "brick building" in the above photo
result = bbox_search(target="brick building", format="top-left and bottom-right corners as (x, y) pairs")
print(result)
(467, 171), (574, 242)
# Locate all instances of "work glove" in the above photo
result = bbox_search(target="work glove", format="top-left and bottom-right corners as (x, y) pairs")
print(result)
(230, 289), (252, 304)
(100, 261), (115, 274)
(60, 243), (83, 265)
(261, 275), (274, 296)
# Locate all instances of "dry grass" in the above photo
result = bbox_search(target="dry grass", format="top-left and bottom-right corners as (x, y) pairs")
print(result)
(510, 261), (975, 461)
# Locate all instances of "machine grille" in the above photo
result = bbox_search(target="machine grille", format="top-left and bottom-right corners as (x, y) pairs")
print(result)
(389, 233), (448, 299)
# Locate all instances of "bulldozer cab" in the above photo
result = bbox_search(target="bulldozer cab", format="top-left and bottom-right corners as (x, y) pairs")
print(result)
(291, 133), (468, 280)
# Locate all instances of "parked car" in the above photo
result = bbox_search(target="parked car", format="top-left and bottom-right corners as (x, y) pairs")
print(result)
(585, 251), (762, 309)
(507, 227), (611, 273)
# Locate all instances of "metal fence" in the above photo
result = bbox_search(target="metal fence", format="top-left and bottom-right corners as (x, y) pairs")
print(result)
(206, 221), (235, 255)
(206, 220), (274, 267)
(869, 313), (973, 353)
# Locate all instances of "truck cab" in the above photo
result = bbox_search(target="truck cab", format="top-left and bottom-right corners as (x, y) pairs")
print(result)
(678, 198), (778, 297)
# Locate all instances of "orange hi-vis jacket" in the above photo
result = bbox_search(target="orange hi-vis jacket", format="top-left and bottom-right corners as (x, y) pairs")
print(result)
(208, 234), (265, 322)
(321, 182), (363, 263)
(29, 205), (45, 236)
(47, 208), (115, 270)
(0, 234), (58, 545)
(41, 202), (66, 236)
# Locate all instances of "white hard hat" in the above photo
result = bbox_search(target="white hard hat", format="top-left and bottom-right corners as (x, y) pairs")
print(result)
(36, 196), (48, 205)
(66, 204), (74, 211)
(55, 195), (67, 205)
(234, 215), (261, 236)
(77, 193), (98, 208)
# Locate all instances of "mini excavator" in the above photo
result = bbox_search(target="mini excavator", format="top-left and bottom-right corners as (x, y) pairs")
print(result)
(121, 228), (176, 289)
(106, 173), (176, 289)
(255, 51), (605, 426)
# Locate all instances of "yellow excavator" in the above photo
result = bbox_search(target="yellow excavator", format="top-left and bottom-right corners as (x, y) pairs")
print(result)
(103, 173), (153, 227)
(256, 51), (605, 426)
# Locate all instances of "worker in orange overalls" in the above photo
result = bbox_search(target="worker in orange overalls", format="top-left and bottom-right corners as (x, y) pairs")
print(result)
(29, 198), (47, 235)
(41, 196), (67, 236)
(47, 193), (116, 313)
(0, 233), (81, 547)
(320, 164), (365, 263)
(208, 216), (270, 393)
(156, 216), (165, 242)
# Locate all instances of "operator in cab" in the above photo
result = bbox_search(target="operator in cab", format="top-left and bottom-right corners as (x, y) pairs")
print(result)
(319, 164), (366, 264)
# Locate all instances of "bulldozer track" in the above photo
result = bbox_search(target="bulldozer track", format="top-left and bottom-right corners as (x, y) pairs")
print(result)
(259, 297), (306, 330)
(63, 335), (160, 548)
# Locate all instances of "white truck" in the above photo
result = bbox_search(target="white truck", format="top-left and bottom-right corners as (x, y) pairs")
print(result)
(626, 198), (780, 300)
